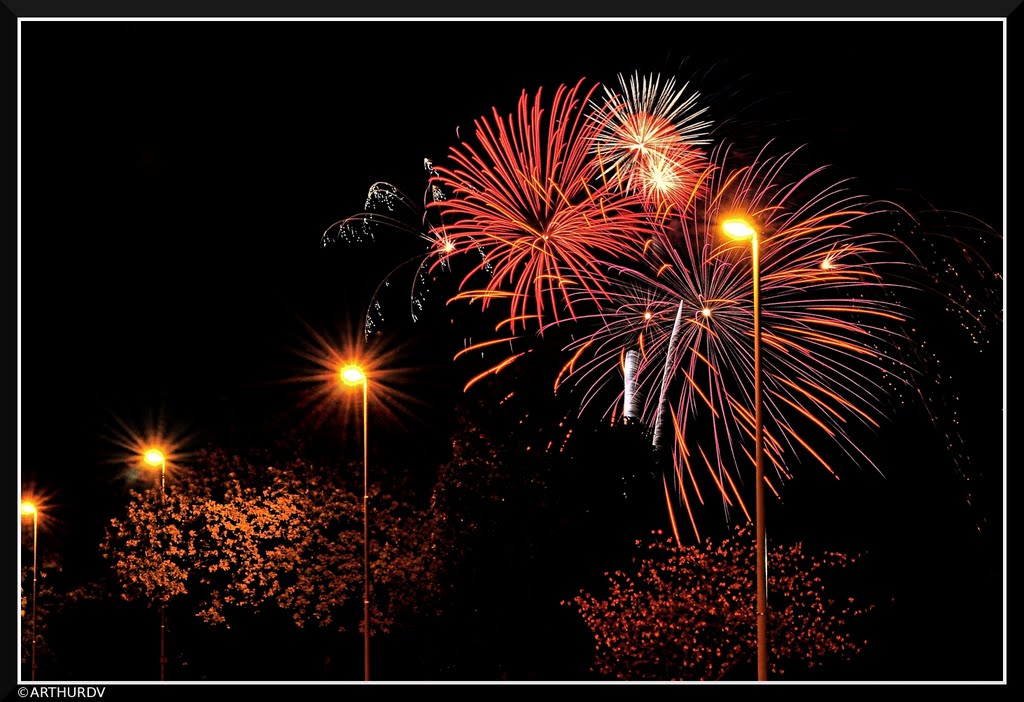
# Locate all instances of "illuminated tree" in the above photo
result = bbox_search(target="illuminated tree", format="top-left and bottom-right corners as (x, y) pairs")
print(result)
(99, 447), (437, 637)
(566, 524), (873, 680)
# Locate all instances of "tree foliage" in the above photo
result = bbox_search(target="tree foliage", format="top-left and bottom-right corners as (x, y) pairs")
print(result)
(21, 553), (60, 673)
(99, 447), (437, 636)
(566, 525), (873, 680)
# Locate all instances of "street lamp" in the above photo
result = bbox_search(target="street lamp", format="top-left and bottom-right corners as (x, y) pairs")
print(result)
(722, 216), (768, 681)
(341, 363), (370, 682)
(143, 448), (168, 682)
(144, 448), (166, 495)
(21, 501), (38, 682)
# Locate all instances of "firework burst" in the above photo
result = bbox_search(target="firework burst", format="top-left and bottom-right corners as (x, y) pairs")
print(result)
(557, 143), (921, 541)
(589, 71), (714, 214)
(429, 78), (657, 336)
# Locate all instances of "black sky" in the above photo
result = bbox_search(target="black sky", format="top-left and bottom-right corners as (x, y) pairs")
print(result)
(13, 17), (1006, 685)
(19, 19), (1004, 429)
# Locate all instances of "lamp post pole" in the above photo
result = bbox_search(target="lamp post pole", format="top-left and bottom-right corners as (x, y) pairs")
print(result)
(22, 502), (38, 682)
(751, 232), (767, 682)
(145, 449), (168, 682)
(341, 364), (371, 682)
(31, 507), (37, 682)
(723, 218), (768, 680)
(158, 454), (167, 683)
(361, 376), (370, 683)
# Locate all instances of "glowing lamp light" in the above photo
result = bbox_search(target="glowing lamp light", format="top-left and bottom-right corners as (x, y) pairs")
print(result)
(341, 365), (366, 386)
(722, 218), (757, 239)
(144, 449), (165, 467)
(21, 501), (36, 515)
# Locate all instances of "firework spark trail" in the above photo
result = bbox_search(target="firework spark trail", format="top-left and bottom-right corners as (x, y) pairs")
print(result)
(429, 78), (659, 336)
(558, 143), (921, 539)
(321, 161), (466, 338)
(868, 205), (1003, 530)
(623, 349), (640, 421)
(651, 299), (686, 448)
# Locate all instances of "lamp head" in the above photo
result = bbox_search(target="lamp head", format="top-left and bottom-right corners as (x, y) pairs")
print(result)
(722, 218), (757, 239)
(341, 365), (366, 386)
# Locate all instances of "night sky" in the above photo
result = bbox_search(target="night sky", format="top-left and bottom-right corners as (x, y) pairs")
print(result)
(11, 17), (1006, 689)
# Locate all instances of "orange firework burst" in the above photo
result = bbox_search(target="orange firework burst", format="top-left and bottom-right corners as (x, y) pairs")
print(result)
(557, 143), (919, 541)
(429, 78), (657, 336)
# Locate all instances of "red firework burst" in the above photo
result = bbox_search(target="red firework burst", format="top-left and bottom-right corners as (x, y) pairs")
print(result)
(429, 78), (656, 335)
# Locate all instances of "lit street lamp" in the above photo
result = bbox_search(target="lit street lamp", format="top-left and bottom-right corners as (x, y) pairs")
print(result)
(21, 500), (38, 682)
(722, 217), (769, 681)
(143, 448), (168, 682)
(341, 363), (371, 682)
(144, 448), (166, 494)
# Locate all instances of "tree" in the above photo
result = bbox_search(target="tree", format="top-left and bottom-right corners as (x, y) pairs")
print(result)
(99, 446), (438, 642)
(566, 524), (873, 680)
(20, 552), (61, 678)
(412, 363), (668, 680)
(415, 394), (554, 679)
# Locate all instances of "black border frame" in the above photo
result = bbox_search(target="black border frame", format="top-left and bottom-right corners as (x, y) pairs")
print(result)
(3, 3), (1016, 699)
